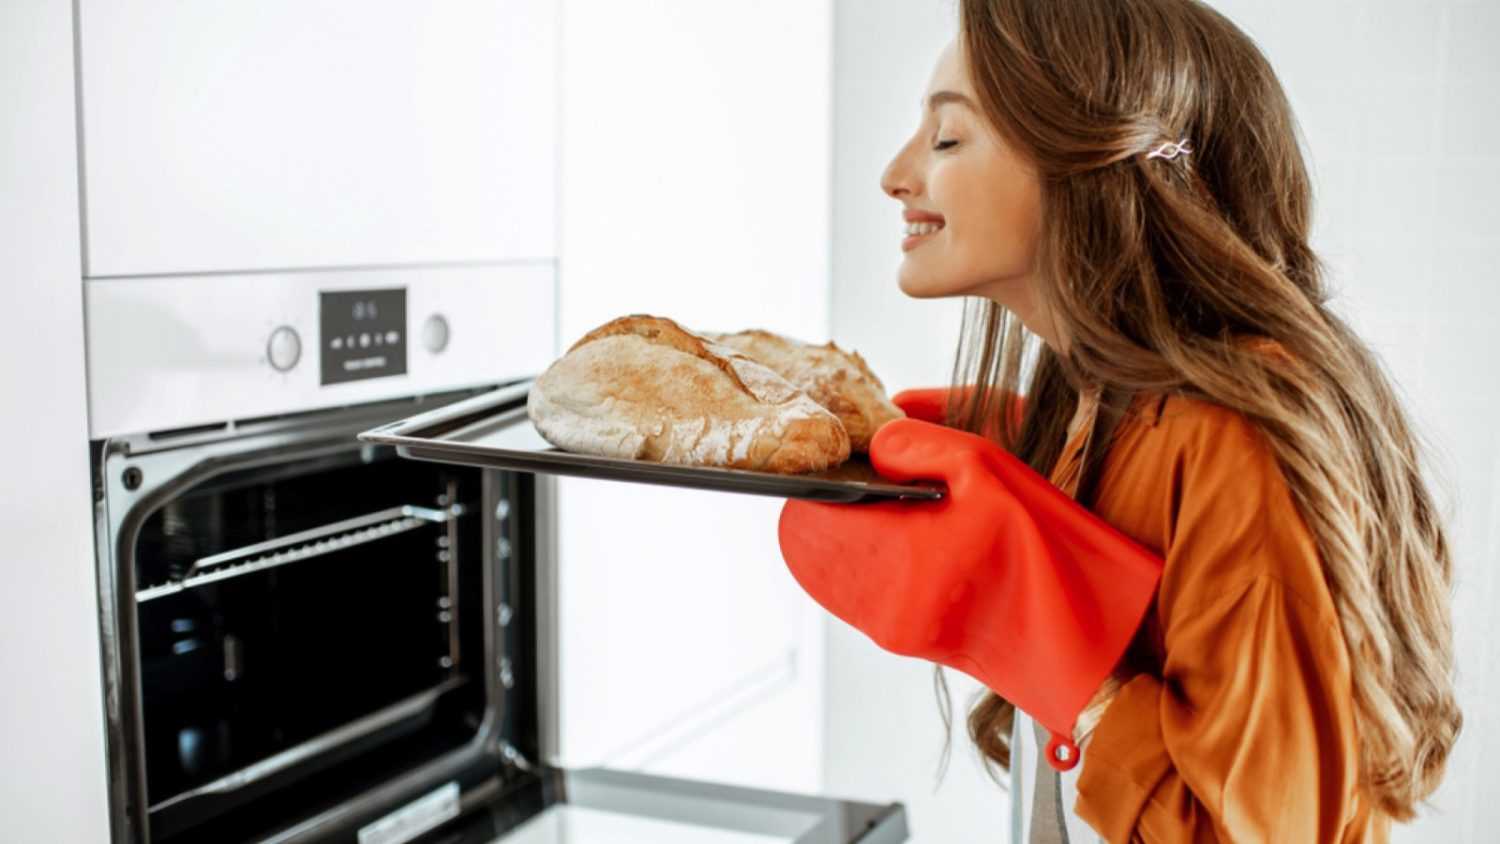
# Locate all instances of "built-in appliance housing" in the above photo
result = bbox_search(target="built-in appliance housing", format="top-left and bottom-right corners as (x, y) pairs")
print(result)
(77, 2), (892, 838)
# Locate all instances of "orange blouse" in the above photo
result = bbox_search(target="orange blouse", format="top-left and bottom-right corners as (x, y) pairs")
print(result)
(1050, 393), (1387, 843)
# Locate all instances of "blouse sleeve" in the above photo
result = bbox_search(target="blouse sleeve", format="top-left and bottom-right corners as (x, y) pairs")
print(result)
(1073, 405), (1364, 843)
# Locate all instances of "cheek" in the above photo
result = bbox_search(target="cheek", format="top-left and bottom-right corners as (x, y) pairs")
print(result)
(956, 175), (1040, 271)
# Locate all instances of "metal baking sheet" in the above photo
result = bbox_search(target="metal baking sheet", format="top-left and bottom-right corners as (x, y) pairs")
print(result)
(358, 381), (943, 503)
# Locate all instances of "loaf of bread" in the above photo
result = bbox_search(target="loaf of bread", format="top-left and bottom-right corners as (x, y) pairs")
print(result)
(527, 315), (851, 473)
(704, 330), (904, 451)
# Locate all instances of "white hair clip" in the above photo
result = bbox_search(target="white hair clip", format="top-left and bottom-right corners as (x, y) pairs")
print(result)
(1146, 138), (1193, 161)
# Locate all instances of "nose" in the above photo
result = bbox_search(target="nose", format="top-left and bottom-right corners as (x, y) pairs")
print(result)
(881, 139), (918, 199)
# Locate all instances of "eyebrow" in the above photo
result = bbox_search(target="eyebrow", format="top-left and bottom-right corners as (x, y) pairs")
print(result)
(922, 90), (976, 113)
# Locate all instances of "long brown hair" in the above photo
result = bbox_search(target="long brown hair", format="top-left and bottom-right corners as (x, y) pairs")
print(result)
(933, 0), (1460, 819)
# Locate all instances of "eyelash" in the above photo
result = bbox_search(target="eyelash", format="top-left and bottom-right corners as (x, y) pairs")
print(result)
(934, 139), (959, 152)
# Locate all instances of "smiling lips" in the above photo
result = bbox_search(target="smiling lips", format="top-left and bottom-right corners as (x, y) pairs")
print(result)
(901, 210), (946, 252)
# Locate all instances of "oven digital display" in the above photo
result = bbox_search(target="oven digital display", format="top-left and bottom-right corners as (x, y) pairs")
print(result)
(320, 288), (408, 385)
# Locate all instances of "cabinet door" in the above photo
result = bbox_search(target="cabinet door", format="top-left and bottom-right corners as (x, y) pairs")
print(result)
(551, 0), (834, 794)
(2, 2), (112, 841)
(78, 1), (556, 277)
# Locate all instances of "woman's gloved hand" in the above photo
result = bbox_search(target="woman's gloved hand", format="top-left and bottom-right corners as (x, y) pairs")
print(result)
(778, 417), (1161, 770)
(890, 386), (957, 425)
(891, 385), (1024, 434)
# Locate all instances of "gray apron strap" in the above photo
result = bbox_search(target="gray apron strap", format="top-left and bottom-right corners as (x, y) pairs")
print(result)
(1029, 717), (1070, 844)
(1010, 714), (1026, 844)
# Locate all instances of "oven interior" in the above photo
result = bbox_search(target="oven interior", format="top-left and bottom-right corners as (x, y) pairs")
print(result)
(100, 398), (543, 843)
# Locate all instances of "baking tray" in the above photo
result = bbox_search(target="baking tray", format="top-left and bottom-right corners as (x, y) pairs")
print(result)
(358, 380), (944, 503)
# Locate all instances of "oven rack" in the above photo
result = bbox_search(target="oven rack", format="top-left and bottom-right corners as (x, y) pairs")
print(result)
(135, 503), (468, 603)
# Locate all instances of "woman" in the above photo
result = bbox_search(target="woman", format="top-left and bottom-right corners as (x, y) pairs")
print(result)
(777, 1), (1461, 841)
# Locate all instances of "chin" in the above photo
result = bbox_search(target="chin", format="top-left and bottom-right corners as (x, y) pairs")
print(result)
(897, 266), (970, 299)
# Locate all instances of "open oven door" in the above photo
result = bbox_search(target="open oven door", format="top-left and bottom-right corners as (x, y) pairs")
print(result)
(369, 766), (907, 844)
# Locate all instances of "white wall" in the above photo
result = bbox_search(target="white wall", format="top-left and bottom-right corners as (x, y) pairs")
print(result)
(0, 2), (112, 840)
(826, 1), (1498, 841)
(552, 0), (834, 795)
(830, 3), (967, 392)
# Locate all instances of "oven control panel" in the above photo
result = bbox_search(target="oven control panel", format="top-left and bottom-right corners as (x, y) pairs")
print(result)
(84, 265), (556, 438)
(319, 288), (408, 385)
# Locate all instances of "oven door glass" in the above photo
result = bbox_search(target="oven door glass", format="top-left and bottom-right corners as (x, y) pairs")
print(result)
(387, 767), (907, 844)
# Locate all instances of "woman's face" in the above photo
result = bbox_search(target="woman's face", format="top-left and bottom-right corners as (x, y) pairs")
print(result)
(881, 40), (1045, 317)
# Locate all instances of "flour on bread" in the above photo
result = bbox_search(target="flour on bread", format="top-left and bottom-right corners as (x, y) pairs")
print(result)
(528, 316), (850, 474)
(704, 329), (904, 452)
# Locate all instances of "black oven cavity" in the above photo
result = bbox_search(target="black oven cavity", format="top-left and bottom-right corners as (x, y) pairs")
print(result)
(95, 390), (540, 843)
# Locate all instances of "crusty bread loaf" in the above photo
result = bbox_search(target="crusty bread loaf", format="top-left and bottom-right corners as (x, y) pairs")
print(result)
(704, 330), (904, 451)
(528, 315), (851, 473)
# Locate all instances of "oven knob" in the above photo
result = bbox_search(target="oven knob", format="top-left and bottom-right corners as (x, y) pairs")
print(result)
(266, 326), (302, 372)
(422, 314), (450, 354)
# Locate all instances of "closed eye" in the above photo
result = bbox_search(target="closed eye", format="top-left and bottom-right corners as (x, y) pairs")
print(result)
(934, 140), (959, 152)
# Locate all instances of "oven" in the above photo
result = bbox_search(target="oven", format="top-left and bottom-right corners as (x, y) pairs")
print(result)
(88, 275), (908, 843)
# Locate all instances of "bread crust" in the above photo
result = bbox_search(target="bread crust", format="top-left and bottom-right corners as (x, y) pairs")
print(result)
(529, 315), (851, 473)
(705, 329), (905, 451)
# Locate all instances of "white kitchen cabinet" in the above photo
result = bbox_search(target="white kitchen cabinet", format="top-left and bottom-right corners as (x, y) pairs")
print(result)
(1, 2), (111, 840)
(552, 0), (834, 794)
(78, 0), (557, 277)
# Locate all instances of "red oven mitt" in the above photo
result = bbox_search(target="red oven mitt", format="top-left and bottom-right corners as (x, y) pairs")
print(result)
(890, 386), (955, 425)
(778, 417), (1162, 770)
(891, 386), (1024, 434)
